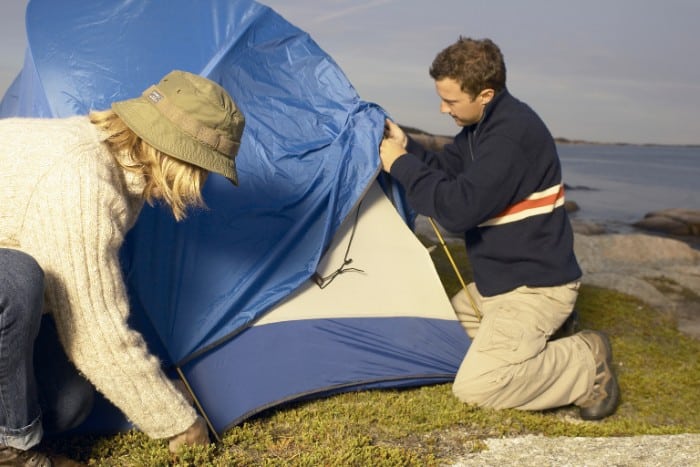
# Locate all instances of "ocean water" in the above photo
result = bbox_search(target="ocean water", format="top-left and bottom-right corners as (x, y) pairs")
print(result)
(557, 144), (700, 230)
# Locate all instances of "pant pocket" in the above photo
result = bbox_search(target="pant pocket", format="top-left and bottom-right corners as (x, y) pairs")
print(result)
(475, 315), (546, 366)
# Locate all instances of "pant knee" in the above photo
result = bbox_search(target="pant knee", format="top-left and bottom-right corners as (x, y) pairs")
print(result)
(0, 249), (43, 281)
(452, 368), (513, 408)
(0, 250), (44, 340)
(0, 250), (45, 309)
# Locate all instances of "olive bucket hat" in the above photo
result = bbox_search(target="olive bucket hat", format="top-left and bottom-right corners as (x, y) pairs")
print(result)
(112, 70), (244, 184)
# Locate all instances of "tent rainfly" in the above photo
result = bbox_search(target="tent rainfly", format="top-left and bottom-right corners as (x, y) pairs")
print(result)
(0, 0), (471, 435)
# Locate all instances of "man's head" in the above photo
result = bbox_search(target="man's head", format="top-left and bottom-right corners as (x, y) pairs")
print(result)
(429, 37), (506, 126)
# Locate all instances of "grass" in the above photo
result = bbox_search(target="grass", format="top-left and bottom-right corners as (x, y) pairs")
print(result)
(44, 240), (700, 466)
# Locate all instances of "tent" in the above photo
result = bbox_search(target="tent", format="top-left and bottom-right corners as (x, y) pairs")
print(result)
(1, 0), (470, 435)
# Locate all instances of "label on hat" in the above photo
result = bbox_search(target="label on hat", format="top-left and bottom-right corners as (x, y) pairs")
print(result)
(147, 89), (164, 103)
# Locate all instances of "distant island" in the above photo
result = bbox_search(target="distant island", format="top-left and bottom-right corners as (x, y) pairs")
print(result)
(400, 124), (700, 149)
(552, 137), (700, 148)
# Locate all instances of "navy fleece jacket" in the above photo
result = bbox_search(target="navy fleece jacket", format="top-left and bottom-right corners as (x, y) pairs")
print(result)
(390, 89), (581, 296)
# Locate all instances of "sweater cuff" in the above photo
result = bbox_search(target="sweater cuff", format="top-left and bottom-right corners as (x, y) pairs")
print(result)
(389, 152), (423, 186)
(405, 137), (425, 157)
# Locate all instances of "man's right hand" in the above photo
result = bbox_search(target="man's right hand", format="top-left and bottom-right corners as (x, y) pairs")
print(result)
(383, 119), (407, 148)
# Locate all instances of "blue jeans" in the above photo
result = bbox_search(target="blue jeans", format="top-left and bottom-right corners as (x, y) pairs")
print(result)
(0, 249), (94, 450)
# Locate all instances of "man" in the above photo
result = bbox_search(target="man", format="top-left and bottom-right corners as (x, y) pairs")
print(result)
(379, 37), (619, 420)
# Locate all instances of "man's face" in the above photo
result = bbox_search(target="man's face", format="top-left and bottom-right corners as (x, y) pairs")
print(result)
(434, 78), (492, 127)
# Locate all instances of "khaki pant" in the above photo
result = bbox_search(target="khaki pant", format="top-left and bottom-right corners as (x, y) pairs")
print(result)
(451, 281), (596, 410)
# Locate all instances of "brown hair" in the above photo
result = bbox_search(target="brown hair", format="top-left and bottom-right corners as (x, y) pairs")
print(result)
(89, 109), (207, 221)
(429, 37), (506, 99)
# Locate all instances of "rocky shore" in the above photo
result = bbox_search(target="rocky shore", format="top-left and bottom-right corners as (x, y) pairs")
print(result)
(417, 211), (700, 467)
(450, 433), (700, 466)
(570, 208), (700, 341)
(417, 207), (700, 341)
(417, 209), (700, 466)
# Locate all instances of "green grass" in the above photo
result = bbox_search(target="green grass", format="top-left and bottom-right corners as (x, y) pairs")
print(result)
(44, 240), (700, 466)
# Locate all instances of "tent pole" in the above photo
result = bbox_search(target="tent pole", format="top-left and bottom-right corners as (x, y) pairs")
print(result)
(427, 217), (482, 321)
(175, 366), (223, 444)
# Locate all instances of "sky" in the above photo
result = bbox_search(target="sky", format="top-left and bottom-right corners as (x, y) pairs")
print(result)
(1, 0), (699, 145)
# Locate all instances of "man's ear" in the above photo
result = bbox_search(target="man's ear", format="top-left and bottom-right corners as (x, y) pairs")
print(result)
(480, 88), (495, 105)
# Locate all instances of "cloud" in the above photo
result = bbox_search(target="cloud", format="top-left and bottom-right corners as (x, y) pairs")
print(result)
(309, 0), (396, 24)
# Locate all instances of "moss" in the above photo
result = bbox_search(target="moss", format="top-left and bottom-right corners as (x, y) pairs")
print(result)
(43, 239), (700, 465)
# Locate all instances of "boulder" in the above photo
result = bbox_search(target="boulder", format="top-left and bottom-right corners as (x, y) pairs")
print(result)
(571, 219), (607, 235)
(574, 233), (700, 339)
(564, 200), (579, 213)
(405, 131), (452, 152)
(633, 208), (700, 237)
(575, 232), (700, 271)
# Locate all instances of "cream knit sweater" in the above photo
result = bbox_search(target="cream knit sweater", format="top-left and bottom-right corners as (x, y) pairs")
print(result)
(0, 116), (197, 439)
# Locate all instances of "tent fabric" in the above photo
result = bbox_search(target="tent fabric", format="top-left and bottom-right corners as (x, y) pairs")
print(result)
(184, 181), (469, 432)
(7, 0), (388, 363)
(2, 0), (470, 433)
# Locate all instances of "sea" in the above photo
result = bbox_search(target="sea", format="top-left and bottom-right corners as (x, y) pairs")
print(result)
(557, 143), (700, 232)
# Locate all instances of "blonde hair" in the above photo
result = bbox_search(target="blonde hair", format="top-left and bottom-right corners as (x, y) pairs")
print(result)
(89, 109), (207, 221)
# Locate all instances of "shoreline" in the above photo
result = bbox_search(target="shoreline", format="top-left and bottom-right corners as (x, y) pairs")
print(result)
(415, 213), (700, 250)
(567, 215), (700, 251)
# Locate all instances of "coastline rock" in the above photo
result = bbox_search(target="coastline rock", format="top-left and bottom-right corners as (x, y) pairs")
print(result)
(570, 219), (607, 235)
(414, 214), (700, 340)
(404, 131), (452, 152)
(633, 208), (700, 237)
(574, 233), (700, 339)
(564, 200), (579, 213)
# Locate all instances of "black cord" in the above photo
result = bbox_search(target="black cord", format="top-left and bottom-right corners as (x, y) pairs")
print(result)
(313, 201), (365, 289)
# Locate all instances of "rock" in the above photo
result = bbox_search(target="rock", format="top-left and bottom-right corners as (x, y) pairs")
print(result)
(563, 183), (597, 191)
(633, 208), (700, 237)
(570, 219), (607, 235)
(405, 131), (452, 152)
(451, 434), (700, 467)
(574, 232), (700, 270)
(564, 200), (579, 213)
(416, 214), (700, 339)
(574, 233), (700, 340)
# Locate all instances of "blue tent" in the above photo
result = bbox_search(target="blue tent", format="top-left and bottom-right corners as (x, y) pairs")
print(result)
(1, 0), (470, 434)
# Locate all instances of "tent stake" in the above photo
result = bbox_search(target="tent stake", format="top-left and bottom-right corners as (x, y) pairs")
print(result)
(176, 366), (223, 444)
(427, 217), (482, 321)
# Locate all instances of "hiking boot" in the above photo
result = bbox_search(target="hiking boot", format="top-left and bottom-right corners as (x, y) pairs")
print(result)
(576, 330), (620, 420)
(551, 309), (579, 340)
(0, 445), (52, 467)
(0, 446), (83, 467)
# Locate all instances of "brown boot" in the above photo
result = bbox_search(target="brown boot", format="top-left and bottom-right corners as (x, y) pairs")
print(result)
(0, 445), (52, 467)
(0, 446), (84, 467)
(167, 416), (210, 453)
(576, 330), (620, 420)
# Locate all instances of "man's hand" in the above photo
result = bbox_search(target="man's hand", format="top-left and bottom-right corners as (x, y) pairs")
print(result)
(379, 119), (408, 172)
(383, 119), (407, 148)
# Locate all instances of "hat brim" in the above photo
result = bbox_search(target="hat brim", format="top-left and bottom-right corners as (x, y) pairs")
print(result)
(113, 97), (238, 185)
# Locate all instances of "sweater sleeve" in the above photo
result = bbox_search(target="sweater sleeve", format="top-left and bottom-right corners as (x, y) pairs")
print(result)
(28, 163), (197, 439)
(405, 130), (469, 175)
(391, 130), (528, 233)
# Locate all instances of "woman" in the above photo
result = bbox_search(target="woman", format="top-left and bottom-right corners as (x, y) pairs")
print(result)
(0, 70), (245, 464)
